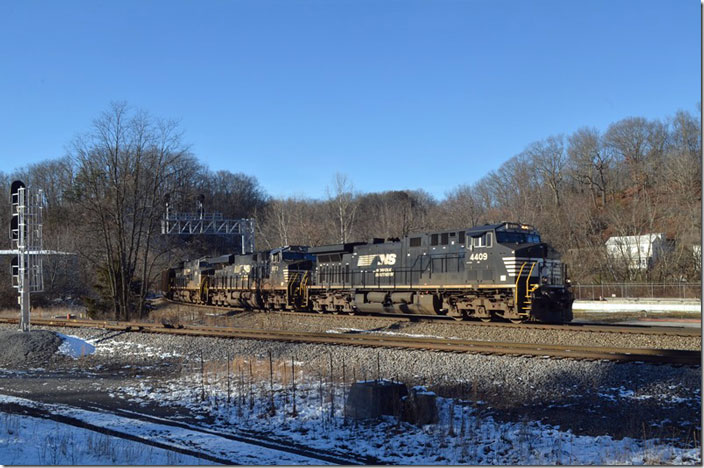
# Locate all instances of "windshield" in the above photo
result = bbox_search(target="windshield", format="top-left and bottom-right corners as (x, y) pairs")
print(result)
(496, 232), (541, 244)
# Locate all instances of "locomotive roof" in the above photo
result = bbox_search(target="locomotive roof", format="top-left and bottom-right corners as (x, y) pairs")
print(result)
(465, 223), (503, 236)
(407, 222), (536, 239)
(466, 222), (537, 236)
(308, 242), (366, 254)
(206, 254), (234, 264)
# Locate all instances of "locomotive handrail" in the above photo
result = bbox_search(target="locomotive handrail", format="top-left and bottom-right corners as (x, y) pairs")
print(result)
(514, 262), (527, 313)
(526, 261), (537, 299)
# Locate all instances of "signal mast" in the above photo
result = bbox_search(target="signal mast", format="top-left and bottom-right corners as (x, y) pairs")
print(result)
(9, 180), (44, 332)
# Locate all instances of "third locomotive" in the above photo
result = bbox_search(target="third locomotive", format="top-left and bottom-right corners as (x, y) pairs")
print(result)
(162, 222), (574, 323)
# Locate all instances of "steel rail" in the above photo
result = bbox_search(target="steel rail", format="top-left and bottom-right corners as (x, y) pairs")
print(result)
(160, 299), (701, 337)
(1, 317), (699, 365)
(0, 400), (238, 465)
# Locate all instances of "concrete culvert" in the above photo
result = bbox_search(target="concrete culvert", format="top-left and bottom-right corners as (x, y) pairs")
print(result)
(401, 386), (438, 426)
(344, 380), (408, 420)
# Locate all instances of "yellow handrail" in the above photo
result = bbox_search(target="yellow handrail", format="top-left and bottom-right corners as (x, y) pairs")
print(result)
(515, 262), (527, 290)
(514, 262), (527, 311)
(525, 261), (537, 298)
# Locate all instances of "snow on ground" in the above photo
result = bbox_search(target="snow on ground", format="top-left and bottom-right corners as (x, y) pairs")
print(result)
(0, 394), (330, 465)
(0, 405), (203, 465)
(6, 329), (698, 465)
(326, 327), (458, 340)
(56, 332), (95, 358)
(115, 370), (701, 465)
(94, 338), (181, 359)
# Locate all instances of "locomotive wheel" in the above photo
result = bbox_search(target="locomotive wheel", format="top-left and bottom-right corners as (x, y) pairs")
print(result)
(509, 318), (524, 324)
(480, 317), (492, 323)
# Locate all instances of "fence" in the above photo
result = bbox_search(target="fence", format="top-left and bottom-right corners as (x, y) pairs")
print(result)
(572, 283), (701, 300)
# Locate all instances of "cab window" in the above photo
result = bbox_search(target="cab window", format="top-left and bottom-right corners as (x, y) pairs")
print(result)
(472, 232), (493, 248)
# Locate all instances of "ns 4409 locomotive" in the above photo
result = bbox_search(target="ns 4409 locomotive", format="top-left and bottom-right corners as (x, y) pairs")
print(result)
(162, 222), (574, 323)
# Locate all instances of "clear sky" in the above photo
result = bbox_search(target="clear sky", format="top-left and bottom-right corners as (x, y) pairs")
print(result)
(0, 0), (700, 200)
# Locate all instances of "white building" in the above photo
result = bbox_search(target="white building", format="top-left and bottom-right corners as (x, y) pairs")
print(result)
(605, 233), (670, 270)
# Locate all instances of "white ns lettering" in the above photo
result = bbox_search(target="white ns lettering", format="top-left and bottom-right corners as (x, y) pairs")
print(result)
(379, 254), (397, 265)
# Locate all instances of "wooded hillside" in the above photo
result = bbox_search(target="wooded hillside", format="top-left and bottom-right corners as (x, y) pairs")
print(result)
(2, 103), (700, 319)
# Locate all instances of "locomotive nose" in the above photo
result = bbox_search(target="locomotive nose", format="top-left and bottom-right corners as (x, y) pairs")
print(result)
(514, 242), (547, 258)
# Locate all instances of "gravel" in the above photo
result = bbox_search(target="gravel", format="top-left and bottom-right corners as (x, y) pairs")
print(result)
(0, 329), (63, 367)
(170, 307), (701, 351)
(0, 320), (700, 442)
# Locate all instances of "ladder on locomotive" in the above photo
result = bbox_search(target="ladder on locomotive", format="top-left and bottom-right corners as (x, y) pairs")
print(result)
(515, 261), (540, 313)
(287, 271), (310, 308)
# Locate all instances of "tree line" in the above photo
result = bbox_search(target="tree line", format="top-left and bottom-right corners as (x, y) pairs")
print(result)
(1, 102), (700, 319)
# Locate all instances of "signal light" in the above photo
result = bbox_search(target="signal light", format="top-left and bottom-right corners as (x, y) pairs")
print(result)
(10, 256), (18, 288)
(9, 180), (25, 245)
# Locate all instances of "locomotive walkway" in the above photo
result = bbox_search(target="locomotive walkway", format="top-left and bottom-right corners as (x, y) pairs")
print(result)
(1, 317), (699, 366)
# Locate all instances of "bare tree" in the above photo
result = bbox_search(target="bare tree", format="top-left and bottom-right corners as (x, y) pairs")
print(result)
(441, 184), (485, 228)
(68, 102), (190, 320)
(528, 136), (567, 209)
(327, 173), (358, 243)
(604, 117), (667, 189)
(568, 127), (611, 208)
(196, 170), (268, 219)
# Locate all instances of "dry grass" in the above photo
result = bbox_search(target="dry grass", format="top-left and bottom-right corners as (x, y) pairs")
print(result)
(0, 306), (86, 320)
(147, 304), (206, 326)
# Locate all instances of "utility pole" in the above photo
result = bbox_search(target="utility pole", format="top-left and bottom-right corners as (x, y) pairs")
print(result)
(10, 180), (44, 332)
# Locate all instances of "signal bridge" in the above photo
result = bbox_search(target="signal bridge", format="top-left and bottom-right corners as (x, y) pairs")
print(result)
(161, 197), (255, 254)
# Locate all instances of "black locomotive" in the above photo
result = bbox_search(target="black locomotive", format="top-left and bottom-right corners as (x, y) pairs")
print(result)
(161, 222), (573, 323)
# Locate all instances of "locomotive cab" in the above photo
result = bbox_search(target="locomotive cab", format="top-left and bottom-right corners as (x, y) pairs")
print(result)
(265, 246), (315, 309)
(464, 222), (573, 322)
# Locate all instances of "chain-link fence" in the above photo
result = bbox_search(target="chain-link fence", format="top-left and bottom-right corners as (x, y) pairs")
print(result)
(572, 283), (701, 300)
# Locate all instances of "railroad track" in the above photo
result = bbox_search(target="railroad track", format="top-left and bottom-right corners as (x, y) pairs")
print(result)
(161, 299), (701, 337)
(0, 399), (237, 465)
(1, 316), (699, 365)
(0, 396), (365, 465)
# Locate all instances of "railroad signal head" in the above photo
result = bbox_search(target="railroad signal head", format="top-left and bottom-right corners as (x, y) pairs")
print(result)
(10, 180), (25, 201)
(9, 180), (25, 244)
(10, 256), (18, 276)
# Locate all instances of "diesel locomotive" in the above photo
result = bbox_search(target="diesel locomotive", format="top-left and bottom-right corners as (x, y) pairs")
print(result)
(161, 222), (573, 323)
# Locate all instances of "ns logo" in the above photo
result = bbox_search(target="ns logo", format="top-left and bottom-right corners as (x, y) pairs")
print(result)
(357, 253), (397, 267)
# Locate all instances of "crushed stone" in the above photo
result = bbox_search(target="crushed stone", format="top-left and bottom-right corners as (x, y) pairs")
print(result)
(0, 329), (63, 367)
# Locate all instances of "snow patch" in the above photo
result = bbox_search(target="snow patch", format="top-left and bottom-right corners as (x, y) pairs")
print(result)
(56, 333), (95, 358)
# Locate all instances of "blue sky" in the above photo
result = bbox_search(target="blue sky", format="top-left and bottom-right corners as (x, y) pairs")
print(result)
(0, 0), (699, 200)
